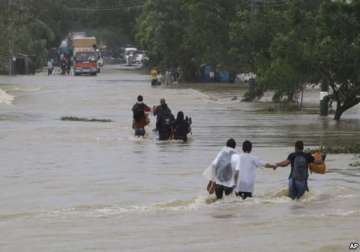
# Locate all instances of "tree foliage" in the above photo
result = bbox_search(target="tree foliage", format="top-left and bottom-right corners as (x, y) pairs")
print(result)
(315, 0), (360, 120)
(0, 0), (56, 72)
(254, 1), (319, 102)
(136, 0), (189, 74)
(136, 0), (239, 81)
(136, 0), (360, 119)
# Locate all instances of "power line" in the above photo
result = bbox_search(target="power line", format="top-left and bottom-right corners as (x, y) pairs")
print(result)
(66, 5), (144, 12)
(65, 0), (146, 12)
(66, 0), (290, 13)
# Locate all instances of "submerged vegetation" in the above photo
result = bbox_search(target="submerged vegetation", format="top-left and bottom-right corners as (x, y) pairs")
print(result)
(323, 145), (360, 154)
(256, 104), (319, 114)
(61, 116), (113, 123)
(306, 144), (360, 154)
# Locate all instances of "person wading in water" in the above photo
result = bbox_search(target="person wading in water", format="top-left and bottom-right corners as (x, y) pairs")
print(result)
(153, 98), (174, 140)
(132, 95), (151, 137)
(205, 138), (240, 199)
(275, 141), (322, 200)
(173, 111), (191, 142)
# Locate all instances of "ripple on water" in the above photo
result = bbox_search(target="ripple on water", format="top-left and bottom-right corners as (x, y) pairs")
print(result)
(42, 196), (210, 218)
(313, 244), (346, 252)
(0, 88), (14, 105)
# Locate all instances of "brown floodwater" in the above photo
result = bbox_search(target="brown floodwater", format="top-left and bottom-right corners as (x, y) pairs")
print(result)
(0, 65), (359, 252)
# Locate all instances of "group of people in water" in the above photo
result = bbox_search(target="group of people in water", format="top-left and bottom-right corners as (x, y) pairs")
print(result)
(131, 94), (324, 201)
(47, 54), (72, 76)
(150, 68), (180, 86)
(205, 139), (324, 200)
(132, 95), (192, 141)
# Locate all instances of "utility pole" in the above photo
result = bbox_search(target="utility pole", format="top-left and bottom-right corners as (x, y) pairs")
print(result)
(8, 0), (12, 75)
(320, 81), (329, 116)
(249, 0), (259, 94)
(250, 0), (261, 15)
(250, 0), (256, 19)
(7, 0), (17, 76)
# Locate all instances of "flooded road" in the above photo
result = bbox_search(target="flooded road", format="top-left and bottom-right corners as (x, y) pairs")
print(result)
(0, 65), (359, 252)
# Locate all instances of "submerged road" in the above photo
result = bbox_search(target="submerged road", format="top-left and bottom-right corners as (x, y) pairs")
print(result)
(0, 65), (359, 251)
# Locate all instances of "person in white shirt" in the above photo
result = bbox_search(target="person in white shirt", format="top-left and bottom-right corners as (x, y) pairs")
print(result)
(47, 59), (54, 75)
(235, 140), (276, 199)
(208, 138), (241, 199)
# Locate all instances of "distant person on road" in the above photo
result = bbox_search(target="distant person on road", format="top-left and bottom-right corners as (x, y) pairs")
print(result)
(132, 95), (151, 137)
(150, 68), (158, 86)
(173, 111), (191, 142)
(47, 59), (54, 75)
(157, 71), (162, 85)
(234, 140), (276, 200)
(206, 138), (240, 199)
(60, 55), (69, 75)
(170, 67), (180, 83)
(275, 141), (321, 200)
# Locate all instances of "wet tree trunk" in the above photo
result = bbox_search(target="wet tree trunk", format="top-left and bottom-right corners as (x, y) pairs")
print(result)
(334, 98), (360, 121)
(327, 75), (360, 121)
(334, 104), (344, 121)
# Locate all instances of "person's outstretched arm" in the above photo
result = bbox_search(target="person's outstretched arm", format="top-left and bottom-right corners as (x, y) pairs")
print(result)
(264, 163), (277, 170)
(275, 160), (290, 167)
(254, 157), (276, 170)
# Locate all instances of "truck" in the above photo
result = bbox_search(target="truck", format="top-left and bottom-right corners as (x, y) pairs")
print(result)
(72, 35), (98, 76)
(125, 47), (137, 66)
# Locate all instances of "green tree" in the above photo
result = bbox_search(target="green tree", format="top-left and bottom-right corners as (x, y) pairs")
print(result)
(314, 0), (360, 120)
(256, 0), (319, 103)
(73, 0), (144, 47)
(229, 3), (286, 73)
(0, 0), (56, 72)
(240, 0), (360, 120)
(136, 0), (239, 81)
(184, 0), (238, 70)
(136, 0), (196, 79)
(229, 2), (288, 100)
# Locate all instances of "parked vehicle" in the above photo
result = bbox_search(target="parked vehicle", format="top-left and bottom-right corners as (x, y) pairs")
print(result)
(125, 47), (137, 66)
(135, 50), (146, 64)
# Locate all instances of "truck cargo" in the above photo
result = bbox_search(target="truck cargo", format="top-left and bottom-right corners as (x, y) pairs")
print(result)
(72, 36), (96, 49)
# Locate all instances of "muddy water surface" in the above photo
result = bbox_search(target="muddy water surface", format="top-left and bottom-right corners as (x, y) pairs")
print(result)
(0, 66), (359, 252)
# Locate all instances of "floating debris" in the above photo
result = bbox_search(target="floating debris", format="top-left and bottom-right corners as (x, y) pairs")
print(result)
(61, 116), (113, 123)
(349, 161), (360, 167)
(305, 144), (360, 154)
(323, 145), (360, 154)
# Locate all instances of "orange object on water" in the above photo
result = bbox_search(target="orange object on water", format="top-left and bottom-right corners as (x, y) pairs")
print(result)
(309, 152), (326, 174)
